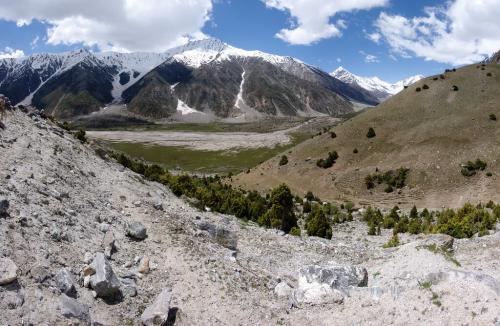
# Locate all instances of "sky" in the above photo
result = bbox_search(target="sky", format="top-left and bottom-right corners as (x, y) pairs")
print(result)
(0, 0), (499, 83)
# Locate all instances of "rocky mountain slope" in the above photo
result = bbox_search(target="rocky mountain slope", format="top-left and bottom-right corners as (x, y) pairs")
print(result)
(331, 67), (423, 102)
(1, 101), (500, 325)
(235, 62), (500, 209)
(0, 39), (379, 122)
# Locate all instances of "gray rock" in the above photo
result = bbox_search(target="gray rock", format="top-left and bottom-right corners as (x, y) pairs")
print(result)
(0, 258), (18, 285)
(274, 281), (293, 297)
(102, 231), (116, 259)
(0, 197), (9, 215)
(420, 234), (454, 251)
(30, 264), (51, 284)
(119, 276), (137, 298)
(58, 294), (91, 325)
(126, 222), (147, 240)
(90, 253), (121, 300)
(55, 268), (77, 298)
(153, 202), (163, 211)
(293, 263), (368, 305)
(141, 288), (172, 326)
(197, 221), (238, 250)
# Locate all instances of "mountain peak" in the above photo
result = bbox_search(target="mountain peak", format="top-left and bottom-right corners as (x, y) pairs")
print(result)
(332, 66), (423, 102)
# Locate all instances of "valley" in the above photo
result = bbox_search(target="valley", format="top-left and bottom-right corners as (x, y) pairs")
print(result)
(87, 117), (338, 174)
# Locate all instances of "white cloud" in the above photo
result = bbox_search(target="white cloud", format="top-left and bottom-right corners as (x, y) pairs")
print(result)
(30, 35), (40, 49)
(373, 0), (500, 64)
(0, 47), (25, 59)
(367, 32), (381, 43)
(263, 0), (388, 45)
(0, 0), (214, 52)
(359, 50), (379, 63)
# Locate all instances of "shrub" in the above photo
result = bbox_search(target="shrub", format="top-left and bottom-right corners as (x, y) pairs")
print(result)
(383, 234), (400, 248)
(486, 172), (493, 177)
(330, 131), (337, 138)
(461, 159), (487, 177)
(440, 74), (445, 79)
(366, 127), (376, 138)
(258, 184), (298, 233)
(422, 84), (429, 90)
(452, 85), (459, 91)
(416, 87), (422, 92)
(384, 185), (394, 193)
(489, 113), (497, 121)
(303, 200), (312, 213)
(353, 148), (358, 154)
(279, 155), (288, 166)
(74, 129), (87, 144)
(289, 227), (301, 236)
(316, 151), (338, 169)
(305, 191), (319, 202)
(433, 77), (438, 81)
(306, 205), (332, 239)
(365, 167), (410, 190)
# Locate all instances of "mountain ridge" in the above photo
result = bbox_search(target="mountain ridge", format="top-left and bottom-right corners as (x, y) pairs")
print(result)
(0, 38), (379, 122)
(331, 66), (423, 102)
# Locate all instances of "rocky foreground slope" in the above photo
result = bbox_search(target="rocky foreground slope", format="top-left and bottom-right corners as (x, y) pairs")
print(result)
(1, 108), (500, 325)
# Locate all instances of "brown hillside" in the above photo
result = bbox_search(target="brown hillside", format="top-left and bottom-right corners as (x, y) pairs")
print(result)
(233, 63), (500, 209)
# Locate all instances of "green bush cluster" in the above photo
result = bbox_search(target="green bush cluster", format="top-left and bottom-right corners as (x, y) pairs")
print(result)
(316, 151), (338, 169)
(74, 129), (87, 144)
(364, 203), (500, 239)
(304, 201), (353, 239)
(461, 159), (487, 177)
(489, 113), (497, 121)
(110, 152), (299, 233)
(366, 127), (376, 138)
(279, 155), (288, 166)
(365, 168), (410, 191)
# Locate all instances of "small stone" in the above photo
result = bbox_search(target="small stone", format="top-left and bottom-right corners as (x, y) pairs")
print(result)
(0, 258), (18, 285)
(119, 276), (137, 298)
(0, 197), (9, 216)
(55, 268), (77, 298)
(133, 201), (142, 207)
(30, 265), (51, 284)
(137, 257), (150, 274)
(83, 252), (93, 264)
(98, 223), (110, 233)
(58, 294), (91, 325)
(102, 231), (116, 259)
(126, 222), (147, 240)
(83, 275), (91, 288)
(153, 202), (163, 211)
(141, 288), (172, 326)
(82, 265), (96, 277)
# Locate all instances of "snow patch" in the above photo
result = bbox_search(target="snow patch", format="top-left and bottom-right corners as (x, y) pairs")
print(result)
(177, 99), (203, 116)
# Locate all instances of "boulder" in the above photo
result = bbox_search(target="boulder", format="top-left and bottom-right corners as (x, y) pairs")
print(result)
(126, 222), (147, 240)
(420, 234), (454, 251)
(58, 294), (91, 325)
(55, 268), (77, 298)
(141, 288), (172, 326)
(293, 263), (368, 305)
(274, 281), (293, 298)
(89, 253), (121, 300)
(0, 258), (18, 285)
(0, 197), (9, 216)
(197, 221), (238, 250)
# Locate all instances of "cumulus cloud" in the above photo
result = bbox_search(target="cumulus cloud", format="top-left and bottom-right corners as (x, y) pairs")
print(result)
(263, 0), (388, 45)
(0, 0), (213, 52)
(373, 0), (500, 64)
(0, 47), (25, 59)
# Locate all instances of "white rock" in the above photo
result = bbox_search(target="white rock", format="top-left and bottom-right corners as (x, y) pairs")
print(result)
(0, 258), (18, 285)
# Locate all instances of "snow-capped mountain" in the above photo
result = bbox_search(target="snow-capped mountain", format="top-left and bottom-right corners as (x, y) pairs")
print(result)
(331, 67), (423, 102)
(0, 38), (378, 122)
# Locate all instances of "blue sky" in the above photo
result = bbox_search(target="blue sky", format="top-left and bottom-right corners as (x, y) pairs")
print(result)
(0, 0), (498, 83)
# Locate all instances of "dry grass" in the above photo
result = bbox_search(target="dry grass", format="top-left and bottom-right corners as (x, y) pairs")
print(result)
(233, 63), (500, 209)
